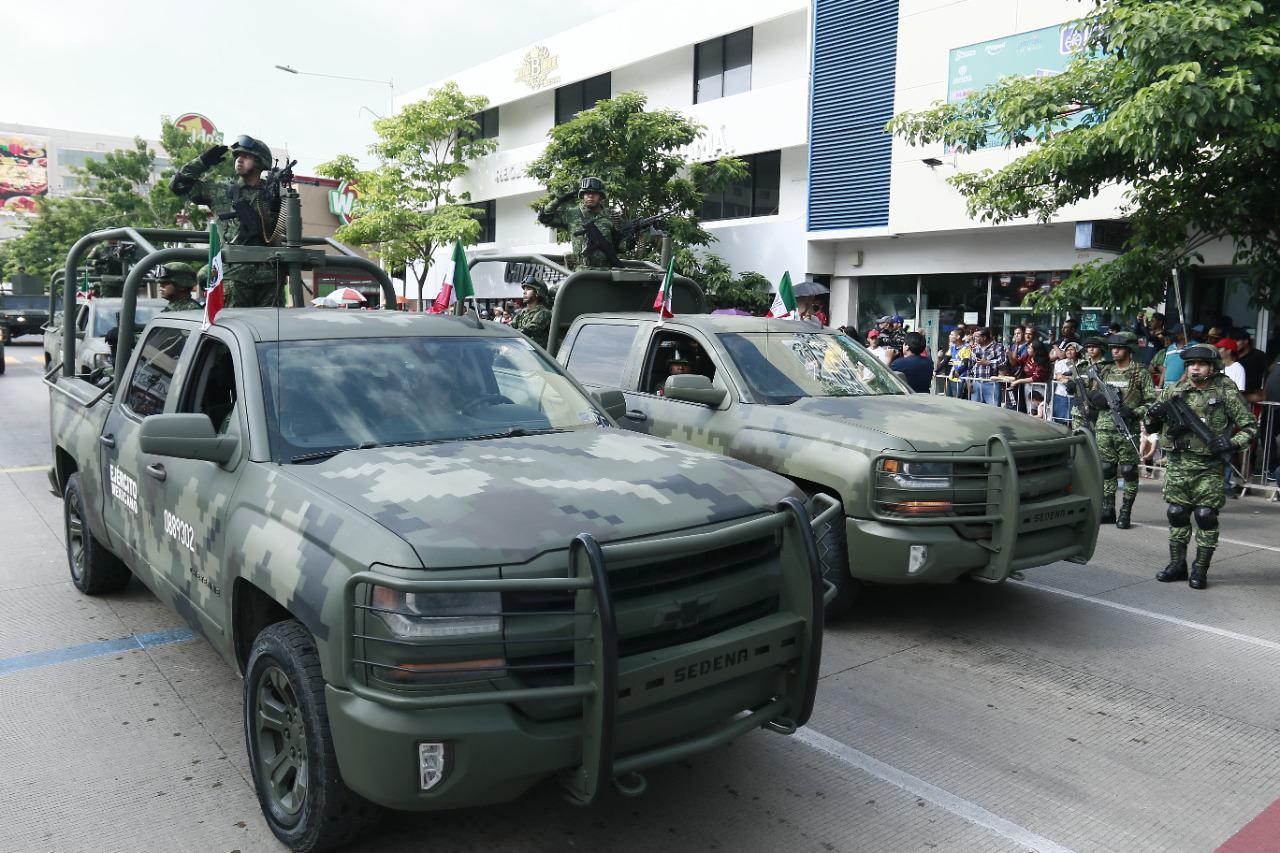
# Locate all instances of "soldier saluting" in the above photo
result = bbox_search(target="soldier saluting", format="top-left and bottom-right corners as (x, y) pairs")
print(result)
(170, 135), (283, 307)
(1145, 344), (1257, 590)
(537, 176), (623, 269)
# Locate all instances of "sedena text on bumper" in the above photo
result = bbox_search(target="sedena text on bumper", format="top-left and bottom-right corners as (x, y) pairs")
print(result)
(329, 497), (826, 812)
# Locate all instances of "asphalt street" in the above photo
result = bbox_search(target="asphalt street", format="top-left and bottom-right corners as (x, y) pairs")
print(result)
(3, 336), (1279, 853)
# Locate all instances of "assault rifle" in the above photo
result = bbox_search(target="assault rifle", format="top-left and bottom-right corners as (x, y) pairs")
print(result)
(575, 219), (623, 268)
(263, 158), (298, 202)
(1153, 395), (1244, 478)
(619, 210), (675, 240)
(1087, 364), (1140, 453)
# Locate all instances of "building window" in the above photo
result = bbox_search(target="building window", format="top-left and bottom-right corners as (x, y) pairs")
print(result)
(555, 73), (611, 125)
(469, 200), (496, 243)
(694, 28), (753, 103)
(700, 150), (780, 221)
(564, 323), (639, 387)
(464, 107), (499, 141)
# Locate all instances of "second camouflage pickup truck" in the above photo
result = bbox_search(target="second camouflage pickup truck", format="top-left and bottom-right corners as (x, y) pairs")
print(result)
(48, 301), (825, 852)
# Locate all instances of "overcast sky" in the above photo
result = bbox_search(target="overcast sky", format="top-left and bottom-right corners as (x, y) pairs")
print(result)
(6, 0), (629, 173)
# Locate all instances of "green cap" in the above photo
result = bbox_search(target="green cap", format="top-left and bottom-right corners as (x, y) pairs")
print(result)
(1106, 332), (1139, 352)
(158, 261), (197, 289)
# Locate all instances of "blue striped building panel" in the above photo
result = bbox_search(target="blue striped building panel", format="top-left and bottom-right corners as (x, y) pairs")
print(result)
(808, 0), (900, 231)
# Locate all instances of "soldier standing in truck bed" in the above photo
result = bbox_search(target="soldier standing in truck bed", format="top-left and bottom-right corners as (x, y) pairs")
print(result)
(170, 135), (283, 307)
(536, 176), (623, 269)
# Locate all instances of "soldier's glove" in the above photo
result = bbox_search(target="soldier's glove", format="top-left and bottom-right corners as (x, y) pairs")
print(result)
(1147, 399), (1174, 423)
(1208, 436), (1234, 457)
(1087, 390), (1110, 410)
(199, 144), (229, 166)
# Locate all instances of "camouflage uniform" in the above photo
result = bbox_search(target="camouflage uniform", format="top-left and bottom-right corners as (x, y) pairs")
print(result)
(1069, 338), (1108, 431)
(537, 176), (623, 269)
(511, 275), (552, 349)
(169, 137), (282, 308)
(1148, 346), (1257, 589)
(1086, 333), (1155, 528)
(159, 261), (201, 313)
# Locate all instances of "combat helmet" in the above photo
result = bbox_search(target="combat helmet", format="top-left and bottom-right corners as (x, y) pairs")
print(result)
(1083, 335), (1108, 349)
(156, 261), (197, 289)
(1180, 343), (1220, 366)
(1106, 331), (1139, 352)
(520, 273), (550, 303)
(578, 176), (606, 197)
(230, 135), (273, 169)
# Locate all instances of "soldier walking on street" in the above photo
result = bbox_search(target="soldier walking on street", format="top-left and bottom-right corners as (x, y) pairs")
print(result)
(511, 274), (552, 350)
(158, 262), (201, 312)
(1145, 345), (1258, 589)
(170, 135), (283, 308)
(1071, 335), (1109, 432)
(536, 176), (623, 269)
(1088, 332), (1156, 528)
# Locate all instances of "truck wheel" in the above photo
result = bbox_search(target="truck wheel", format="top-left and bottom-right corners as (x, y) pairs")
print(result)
(813, 496), (859, 619)
(63, 473), (131, 594)
(245, 621), (382, 852)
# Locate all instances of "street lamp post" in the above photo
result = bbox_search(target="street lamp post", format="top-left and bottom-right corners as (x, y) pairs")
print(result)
(273, 64), (394, 118)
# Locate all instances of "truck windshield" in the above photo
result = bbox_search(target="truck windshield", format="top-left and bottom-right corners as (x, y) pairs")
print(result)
(94, 304), (161, 338)
(258, 336), (608, 463)
(718, 332), (906, 404)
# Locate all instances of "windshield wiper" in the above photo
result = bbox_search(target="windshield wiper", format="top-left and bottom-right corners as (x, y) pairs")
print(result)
(444, 426), (567, 443)
(289, 440), (382, 464)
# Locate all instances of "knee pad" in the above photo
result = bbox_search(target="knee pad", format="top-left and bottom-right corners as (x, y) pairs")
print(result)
(1119, 463), (1139, 482)
(1102, 461), (1118, 479)
(1192, 506), (1219, 530)
(1166, 503), (1192, 527)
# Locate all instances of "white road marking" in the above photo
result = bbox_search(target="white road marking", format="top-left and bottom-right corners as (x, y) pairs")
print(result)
(1217, 537), (1280, 554)
(794, 728), (1078, 853)
(0, 465), (49, 475)
(1017, 580), (1280, 652)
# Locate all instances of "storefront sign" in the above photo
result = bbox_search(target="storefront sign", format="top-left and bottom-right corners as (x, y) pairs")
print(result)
(328, 180), (359, 225)
(494, 160), (535, 184)
(0, 133), (48, 215)
(948, 23), (1090, 148)
(685, 124), (733, 162)
(515, 46), (561, 90)
(174, 113), (224, 146)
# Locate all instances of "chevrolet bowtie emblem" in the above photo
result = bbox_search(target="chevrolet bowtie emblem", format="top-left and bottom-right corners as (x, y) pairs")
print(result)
(659, 598), (714, 630)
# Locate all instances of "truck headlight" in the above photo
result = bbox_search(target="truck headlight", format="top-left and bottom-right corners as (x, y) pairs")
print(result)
(15, 316), (26, 324)
(879, 459), (953, 489)
(371, 587), (501, 638)
(368, 586), (505, 684)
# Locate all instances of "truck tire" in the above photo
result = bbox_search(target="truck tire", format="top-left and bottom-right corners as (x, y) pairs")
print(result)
(813, 496), (859, 619)
(245, 621), (382, 852)
(63, 473), (131, 594)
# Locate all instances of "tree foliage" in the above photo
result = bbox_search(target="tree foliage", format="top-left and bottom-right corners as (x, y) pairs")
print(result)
(674, 248), (772, 314)
(527, 91), (747, 256)
(317, 82), (497, 305)
(886, 0), (1280, 315)
(1, 117), (233, 281)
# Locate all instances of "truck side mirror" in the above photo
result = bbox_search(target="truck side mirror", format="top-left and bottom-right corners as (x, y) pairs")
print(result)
(139, 413), (239, 465)
(591, 388), (627, 420)
(663, 374), (726, 407)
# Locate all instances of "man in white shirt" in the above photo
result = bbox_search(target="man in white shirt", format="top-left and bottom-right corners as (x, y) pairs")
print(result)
(1217, 337), (1246, 390)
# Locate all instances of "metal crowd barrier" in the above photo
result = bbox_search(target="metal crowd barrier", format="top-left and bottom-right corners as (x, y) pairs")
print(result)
(1240, 400), (1279, 501)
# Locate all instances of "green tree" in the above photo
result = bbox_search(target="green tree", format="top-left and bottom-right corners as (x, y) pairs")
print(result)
(154, 117), (236, 230)
(527, 91), (747, 256)
(317, 82), (497, 308)
(887, 0), (1280, 315)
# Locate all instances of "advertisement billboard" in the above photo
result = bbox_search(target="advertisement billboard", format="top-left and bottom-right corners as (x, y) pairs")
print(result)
(0, 134), (50, 215)
(948, 22), (1093, 147)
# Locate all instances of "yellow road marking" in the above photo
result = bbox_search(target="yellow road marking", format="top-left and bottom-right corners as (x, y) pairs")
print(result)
(0, 465), (49, 474)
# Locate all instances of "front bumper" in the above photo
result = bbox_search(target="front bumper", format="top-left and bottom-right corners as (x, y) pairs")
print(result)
(332, 498), (824, 811)
(849, 431), (1102, 584)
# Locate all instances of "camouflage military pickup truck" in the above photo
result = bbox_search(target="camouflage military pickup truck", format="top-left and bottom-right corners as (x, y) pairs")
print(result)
(48, 303), (826, 851)
(466, 255), (1102, 619)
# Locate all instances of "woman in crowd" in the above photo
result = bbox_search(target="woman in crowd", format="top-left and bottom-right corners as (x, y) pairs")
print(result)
(1051, 341), (1080, 424)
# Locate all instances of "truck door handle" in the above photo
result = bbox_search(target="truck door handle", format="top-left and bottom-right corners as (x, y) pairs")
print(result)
(145, 463), (166, 482)
(98, 434), (116, 448)
(624, 410), (648, 422)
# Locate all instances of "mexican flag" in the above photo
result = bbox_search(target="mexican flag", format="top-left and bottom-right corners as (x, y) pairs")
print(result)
(430, 240), (475, 314)
(767, 271), (797, 319)
(652, 256), (675, 319)
(202, 223), (225, 329)
(77, 270), (93, 301)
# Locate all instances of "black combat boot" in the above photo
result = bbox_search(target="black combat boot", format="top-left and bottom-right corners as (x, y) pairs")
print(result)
(1116, 496), (1135, 529)
(1100, 495), (1116, 525)
(1189, 547), (1214, 590)
(1156, 541), (1188, 582)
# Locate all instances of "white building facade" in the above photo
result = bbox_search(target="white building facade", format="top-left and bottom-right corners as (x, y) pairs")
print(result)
(400, 0), (1269, 351)
(399, 0), (812, 304)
